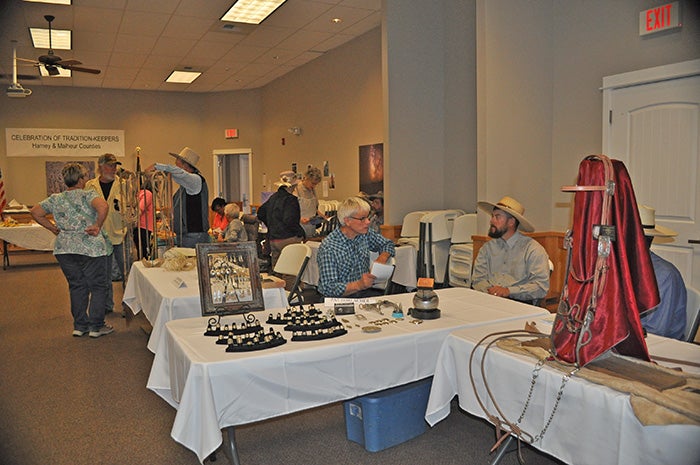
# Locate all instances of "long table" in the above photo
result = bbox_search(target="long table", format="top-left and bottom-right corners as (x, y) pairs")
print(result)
(301, 240), (418, 290)
(122, 261), (287, 353)
(0, 223), (56, 269)
(146, 288), (550, 463)
(425, 317), (700, 465)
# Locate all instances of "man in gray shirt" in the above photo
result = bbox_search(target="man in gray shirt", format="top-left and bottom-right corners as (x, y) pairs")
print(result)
(471, 196), (550, 304)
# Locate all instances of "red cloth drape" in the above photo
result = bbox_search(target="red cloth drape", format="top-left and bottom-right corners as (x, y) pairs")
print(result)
(551, 156), (658, 366)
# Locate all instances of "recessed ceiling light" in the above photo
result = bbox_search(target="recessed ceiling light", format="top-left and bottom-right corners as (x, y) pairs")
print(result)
(166, 70), (202, 84)
(221, 0), (286, 25)
(331, 18), (342, 24)
(23, 0), (71, 4)
(30, 27), (71, 50)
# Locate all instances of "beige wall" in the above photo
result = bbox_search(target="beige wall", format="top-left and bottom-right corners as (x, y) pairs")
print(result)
(477, 0), (700, 234)
(259, 28), (383, 204)
(0, 87), (262, 204)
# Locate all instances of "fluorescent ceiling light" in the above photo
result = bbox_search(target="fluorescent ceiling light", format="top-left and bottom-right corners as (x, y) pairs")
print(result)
(221, 0), (286, 25)
(39, 66), (71, 77)
(23, 0), (71, 4)
(166, 70), (202, 84)
(30, 27), (71, 50)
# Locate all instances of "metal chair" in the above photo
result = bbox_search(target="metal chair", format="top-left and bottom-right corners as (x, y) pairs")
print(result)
(684, 285), (700, 342)
(273, 243), (312, 306)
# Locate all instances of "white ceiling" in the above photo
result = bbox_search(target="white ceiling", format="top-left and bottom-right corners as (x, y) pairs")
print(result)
(0, 0), (381, 93)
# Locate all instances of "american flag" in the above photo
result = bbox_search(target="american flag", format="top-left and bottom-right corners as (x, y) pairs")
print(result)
(0, 168), (6, 215)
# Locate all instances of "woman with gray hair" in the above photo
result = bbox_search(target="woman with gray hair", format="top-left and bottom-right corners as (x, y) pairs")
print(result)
(294, 166), (326, 237)
(31, 163), (114, 338)
(317, 196), (395, 297)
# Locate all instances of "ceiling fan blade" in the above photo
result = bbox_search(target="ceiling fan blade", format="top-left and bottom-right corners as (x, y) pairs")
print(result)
(56, 59), (82, 66)
(61, 64), (101, 75)
(16, 57), (40, 65)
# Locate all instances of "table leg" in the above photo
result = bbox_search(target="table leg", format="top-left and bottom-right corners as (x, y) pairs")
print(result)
(223, 426), (242, 465)
(489, 435), (515, 465)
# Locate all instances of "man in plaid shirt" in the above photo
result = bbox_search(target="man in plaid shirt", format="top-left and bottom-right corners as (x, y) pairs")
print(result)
(317, 196), (395, 297)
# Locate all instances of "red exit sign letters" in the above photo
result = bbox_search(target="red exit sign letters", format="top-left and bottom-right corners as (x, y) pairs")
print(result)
(639, 2), (681, 36)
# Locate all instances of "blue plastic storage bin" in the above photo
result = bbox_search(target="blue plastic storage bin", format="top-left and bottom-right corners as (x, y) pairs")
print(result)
(343, 377), (432, 452)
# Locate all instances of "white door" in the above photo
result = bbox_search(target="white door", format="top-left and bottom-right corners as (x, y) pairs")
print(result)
(603, 60), (700, 289)
(212, 149), (253, 213)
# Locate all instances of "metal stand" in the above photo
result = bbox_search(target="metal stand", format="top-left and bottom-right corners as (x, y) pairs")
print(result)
(223, 426), (242, 465)
(489, 435), (516, 465)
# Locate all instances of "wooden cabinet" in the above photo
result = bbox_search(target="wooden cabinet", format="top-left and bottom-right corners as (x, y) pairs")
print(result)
(472, 231), (566, 311)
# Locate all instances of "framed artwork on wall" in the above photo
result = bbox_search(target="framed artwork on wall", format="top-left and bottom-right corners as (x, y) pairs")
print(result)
(359, 143), (383, 196)
(46, 161), (95, 194)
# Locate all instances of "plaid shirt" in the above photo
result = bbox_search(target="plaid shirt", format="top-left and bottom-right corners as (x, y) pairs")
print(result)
(317, 228), (395, 297)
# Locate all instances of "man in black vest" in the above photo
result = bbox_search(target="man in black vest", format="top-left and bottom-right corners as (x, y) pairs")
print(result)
(147, 147), (210, 248)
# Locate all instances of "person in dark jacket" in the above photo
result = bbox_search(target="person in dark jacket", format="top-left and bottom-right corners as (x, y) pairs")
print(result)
(257, 171), (304, 267)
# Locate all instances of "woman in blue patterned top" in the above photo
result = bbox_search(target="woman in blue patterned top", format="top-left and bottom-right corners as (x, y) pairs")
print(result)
(31, 163), (114, 338)
(317, 196), (395, 297)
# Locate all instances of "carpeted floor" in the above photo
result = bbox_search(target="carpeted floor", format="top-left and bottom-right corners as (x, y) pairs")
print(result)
(0, 251), (564, 465)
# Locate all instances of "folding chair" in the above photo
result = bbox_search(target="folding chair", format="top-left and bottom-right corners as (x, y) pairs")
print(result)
(448, 213), (477, 288)
(685, 286), (700, 342)
(419, 209), (465, 285)
(273, 243), (312, 306)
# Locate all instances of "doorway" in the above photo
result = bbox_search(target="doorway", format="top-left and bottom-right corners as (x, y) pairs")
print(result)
(212, 149), (253, 213)
(602, 59), (700, 289)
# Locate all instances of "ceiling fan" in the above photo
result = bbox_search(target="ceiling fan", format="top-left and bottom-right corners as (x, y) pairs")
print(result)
(17, 15), (101, 76)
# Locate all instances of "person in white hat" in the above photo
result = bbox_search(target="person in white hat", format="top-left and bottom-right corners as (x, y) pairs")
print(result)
(638, 205), (687, 340)
(471, 196), (550, 304)
(146, 147), (210, 248)
(85, 153), (127, 314)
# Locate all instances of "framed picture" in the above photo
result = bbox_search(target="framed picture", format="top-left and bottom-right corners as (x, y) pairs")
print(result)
(195, 242), (264, 316)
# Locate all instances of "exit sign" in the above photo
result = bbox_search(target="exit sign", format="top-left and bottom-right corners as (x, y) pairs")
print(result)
(640, 2), (681, 36)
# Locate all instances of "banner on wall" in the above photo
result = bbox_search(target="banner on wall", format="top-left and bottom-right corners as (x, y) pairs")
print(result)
(5, 128), (125, 158)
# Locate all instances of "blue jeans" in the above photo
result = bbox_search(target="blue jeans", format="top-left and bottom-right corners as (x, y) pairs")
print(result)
(56, 254), (110, 331)
(106, 242), (126, 312)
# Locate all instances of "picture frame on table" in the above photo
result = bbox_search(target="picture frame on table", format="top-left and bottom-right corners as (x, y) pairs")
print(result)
(195, 242), (265, 316)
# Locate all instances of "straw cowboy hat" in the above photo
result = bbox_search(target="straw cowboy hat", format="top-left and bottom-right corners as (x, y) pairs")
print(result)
(639, 204), (677, 237)
(477, 196), (535, 232)
(169, 147), (200, 170)
(274, 170), (300, 188)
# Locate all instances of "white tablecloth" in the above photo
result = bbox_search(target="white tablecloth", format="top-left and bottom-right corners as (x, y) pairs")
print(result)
(425, 317), (700, 465)
(301, 240), (418, 289)
(146, 287), (549, 462)
(123, 261), (287, 353)
(0, 224), (56, 251)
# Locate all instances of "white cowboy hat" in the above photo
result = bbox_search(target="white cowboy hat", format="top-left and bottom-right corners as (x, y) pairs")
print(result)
(638, 204), (677, 237)
(169, 147), (200, 169)
(274, 170), (300, 188)
(477, 196), (535, 232)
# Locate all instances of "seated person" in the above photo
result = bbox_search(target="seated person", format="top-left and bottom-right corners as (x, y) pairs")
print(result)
(471, 196), (549, 303)
(317, 196), (395, 297)
(220, 203), (248, 243)
(210, 197), (229, 240)
(638, 205), (687, 340)
(368, 191), (384, 233)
